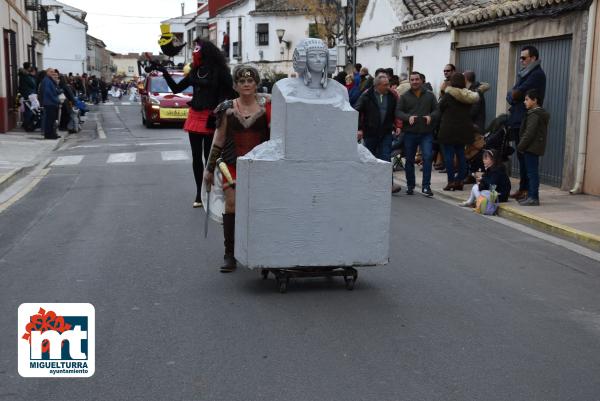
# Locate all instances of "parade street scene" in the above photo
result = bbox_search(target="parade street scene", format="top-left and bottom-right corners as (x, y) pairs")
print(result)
(1, 0), (600, 400)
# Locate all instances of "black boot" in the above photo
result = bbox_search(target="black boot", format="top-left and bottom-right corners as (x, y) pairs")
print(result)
(221, 213), (236, 273)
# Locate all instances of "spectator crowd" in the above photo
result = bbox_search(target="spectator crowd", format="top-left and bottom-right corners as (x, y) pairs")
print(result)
(342, 45), (549, 208)
(17, 62), (141, 140)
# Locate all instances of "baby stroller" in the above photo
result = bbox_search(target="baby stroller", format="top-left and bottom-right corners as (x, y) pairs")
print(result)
(391, 133), (404, 171)
(20, 95), (42, 132)
(466, 114), (514, 175)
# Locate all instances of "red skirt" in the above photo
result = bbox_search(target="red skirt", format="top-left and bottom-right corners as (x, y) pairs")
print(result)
(184, 108), (214, 135)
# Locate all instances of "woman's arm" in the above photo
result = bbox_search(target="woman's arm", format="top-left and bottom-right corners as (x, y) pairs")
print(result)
(204, 114), (228, 186)
(162, 70), (192, 94)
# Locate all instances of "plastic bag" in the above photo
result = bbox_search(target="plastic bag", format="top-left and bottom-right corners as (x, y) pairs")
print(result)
(475, 185), (499, 216)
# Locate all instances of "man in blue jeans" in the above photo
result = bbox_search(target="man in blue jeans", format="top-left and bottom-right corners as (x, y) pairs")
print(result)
(506, 45), (546, 200)
(395, 71), (439, 196)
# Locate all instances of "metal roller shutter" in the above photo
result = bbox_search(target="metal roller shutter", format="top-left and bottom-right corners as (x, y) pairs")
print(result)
(512, 37), (572, 186)
(457, 46), (499, 130)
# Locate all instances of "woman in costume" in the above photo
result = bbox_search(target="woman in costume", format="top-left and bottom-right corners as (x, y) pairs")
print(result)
(159, 39), (234, 208)
(204, 65), (271, 272)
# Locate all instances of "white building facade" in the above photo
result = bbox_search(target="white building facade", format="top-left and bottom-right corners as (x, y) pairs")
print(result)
(161, 12), (196, 66)
(212, 0), (313, 77)
(41, 0), (87, 74)
(356, 0), (478, 95)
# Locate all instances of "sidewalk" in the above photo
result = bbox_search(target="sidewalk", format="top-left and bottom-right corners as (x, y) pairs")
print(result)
(393, 167), (600, 252)
(0, 129), (63, 194)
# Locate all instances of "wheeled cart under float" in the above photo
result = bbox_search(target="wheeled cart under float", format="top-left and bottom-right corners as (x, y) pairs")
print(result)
(259, 267), (359, 293)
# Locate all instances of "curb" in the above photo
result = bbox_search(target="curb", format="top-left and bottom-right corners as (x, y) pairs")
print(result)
(0, 165), (35, 194)
(497, 205), (600, 252)
(394, 174), (600, 252)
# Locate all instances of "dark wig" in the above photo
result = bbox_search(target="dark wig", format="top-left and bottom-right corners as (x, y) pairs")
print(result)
(194, 38), (228, 72)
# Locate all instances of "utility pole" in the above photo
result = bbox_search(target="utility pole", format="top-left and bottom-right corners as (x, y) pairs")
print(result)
(342, 0), (356, 66)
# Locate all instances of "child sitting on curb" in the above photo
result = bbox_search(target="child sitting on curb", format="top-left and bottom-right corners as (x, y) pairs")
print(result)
(460, 148), (511, 207)
(516, 89), (550, 206)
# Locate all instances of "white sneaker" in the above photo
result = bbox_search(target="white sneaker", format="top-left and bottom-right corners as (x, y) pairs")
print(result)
(459, 201), (474, 207)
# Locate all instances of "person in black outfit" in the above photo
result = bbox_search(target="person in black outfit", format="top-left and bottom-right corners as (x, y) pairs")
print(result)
(460, 148), (511, 207)
(58, 74), (76, 132)
(158, 38), (235, 208)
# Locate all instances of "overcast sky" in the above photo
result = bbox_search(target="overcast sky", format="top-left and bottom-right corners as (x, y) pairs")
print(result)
(62, 0), (199, 54)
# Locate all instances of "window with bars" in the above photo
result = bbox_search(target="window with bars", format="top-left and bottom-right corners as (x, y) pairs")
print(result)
(256, 23), (268, 46)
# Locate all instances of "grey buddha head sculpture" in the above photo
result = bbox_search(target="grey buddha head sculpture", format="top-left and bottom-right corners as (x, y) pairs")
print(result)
(292, 38), (337, 89)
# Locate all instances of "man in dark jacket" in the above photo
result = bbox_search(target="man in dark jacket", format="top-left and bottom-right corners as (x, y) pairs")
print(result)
(506, 45), (546, 200)
(18, 62), (37, 98)
(395, 71), (439, 196)
(41, 68), (61, 139)
(356, 74), (401, 193)
(18, 62), (38, 130)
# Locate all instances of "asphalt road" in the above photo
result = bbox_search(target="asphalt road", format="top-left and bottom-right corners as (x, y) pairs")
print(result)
(1, 99), (600, 401)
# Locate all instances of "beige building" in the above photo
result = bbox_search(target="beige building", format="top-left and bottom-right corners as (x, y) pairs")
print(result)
(448, 0), (593, 193)
(86, 34), (114, 81)
(112, 53), (139, 80)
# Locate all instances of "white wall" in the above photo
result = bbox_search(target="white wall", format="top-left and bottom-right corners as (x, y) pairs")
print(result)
(43, 12), (87, 74)
(357, 0), (402, 40)
(357, 32), (451, 95)
(214, 0), (311, 75)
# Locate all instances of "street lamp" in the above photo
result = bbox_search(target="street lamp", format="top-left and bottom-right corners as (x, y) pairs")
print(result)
(276, 29), (291, 49)
(44, 4), (63, 23)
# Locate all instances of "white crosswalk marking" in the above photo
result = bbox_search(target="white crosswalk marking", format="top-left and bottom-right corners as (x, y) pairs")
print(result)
(52, 155), (84, 166)
(161, 151), (189, 161)
(121, 102), (132, 105)
(107, 153), (136, 163)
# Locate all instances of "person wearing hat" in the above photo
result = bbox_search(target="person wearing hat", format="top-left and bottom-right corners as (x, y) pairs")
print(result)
(159, 38), (235, 209)
(204, 65), (271, 272)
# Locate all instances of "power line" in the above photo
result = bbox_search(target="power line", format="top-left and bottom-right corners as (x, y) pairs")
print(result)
(85, 12), (184, 19)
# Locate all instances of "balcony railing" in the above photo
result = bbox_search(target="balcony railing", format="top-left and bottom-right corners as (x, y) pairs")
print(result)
(25, 0), (40, 11)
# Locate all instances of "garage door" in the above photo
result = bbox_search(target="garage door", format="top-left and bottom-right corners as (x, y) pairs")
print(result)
(513, 37), (572, 187)
(457, 46), (499, 130)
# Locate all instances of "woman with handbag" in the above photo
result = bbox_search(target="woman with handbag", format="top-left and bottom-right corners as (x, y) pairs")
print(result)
(159, 39), (235, 208)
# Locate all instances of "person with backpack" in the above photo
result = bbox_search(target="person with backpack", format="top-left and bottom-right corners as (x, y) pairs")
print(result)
(460, 148), (511, 208)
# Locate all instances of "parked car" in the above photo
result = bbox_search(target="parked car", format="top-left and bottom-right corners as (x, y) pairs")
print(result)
(140, 71), (192, 128)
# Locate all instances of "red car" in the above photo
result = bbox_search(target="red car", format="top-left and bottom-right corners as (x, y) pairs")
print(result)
(140, 71), (192, 128)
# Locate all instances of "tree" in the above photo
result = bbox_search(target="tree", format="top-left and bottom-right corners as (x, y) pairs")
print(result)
(288, 0), (369, 47)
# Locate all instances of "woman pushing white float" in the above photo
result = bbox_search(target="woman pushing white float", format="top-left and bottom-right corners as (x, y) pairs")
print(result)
(228, 38), (391, 291)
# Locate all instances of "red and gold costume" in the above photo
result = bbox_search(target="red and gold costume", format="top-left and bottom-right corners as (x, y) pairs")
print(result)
(213, 94), (271, 189)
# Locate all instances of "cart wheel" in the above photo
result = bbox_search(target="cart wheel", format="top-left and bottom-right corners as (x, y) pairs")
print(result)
(278, 278), (288, 294)
(344, 276), (355, 291)
(261, 269), (269, 280)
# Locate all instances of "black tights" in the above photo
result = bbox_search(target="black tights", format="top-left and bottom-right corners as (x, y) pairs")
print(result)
(188, 133), (214, 202)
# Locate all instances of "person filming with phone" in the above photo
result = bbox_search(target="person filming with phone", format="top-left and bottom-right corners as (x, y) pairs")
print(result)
(395, 71), (439, 196)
